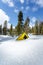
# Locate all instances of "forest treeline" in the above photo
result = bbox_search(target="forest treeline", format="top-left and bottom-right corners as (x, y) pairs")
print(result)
(0, 11), (43, 36)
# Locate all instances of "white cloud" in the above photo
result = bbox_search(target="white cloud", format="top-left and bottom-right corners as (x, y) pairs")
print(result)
(0, 9), (15, 29)
(31, 17), (36, 23)
(2, 0), (14, 7)
(14, 9), (19, 14)
(32, 7), (38, 12)
(7, 23), (11, 29)
(36, 0), (43, 7)
(21, 6), (24, 10)
(0, 9), (10, 25)
(0, 9), (11, 28)
(20, 0), (24, 4)
(26, 0), (29, 4)
(26, 6), (30, 10)
(7, 23), (15, 29)
(29, 17), (37, 27)
(32, 0), (43, 7)
(13, 26), (15, 29)
(29, 22), (34, 28)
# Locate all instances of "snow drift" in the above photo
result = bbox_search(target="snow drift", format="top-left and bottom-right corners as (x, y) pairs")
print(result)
(0, 35), (43, 65)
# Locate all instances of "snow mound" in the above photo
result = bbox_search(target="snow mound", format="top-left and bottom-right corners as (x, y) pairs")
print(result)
(0, 35), (43, 65)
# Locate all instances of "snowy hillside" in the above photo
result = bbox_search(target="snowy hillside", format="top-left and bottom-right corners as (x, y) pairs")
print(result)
(0, 35), (43, 65)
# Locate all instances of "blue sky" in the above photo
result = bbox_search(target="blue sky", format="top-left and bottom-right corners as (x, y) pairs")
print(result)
(0, 0), (43, 28)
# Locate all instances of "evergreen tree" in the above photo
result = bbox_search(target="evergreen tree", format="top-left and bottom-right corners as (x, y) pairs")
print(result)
(0, 25), (2, 35)
(3, 20), (7, 35)
(9, 24), (14, 36)
(31, 21), (43, 35)
(34, 20), (38, 35)
(39, 22), (43, 34)
(16, 11), (24, 35)
(24, 17), (30, 33)
(41, 27), (43, 34)
(31, 27), (35, 33)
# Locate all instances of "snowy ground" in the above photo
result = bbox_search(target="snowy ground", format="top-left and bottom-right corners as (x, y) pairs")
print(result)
(0, 34), (43, 65)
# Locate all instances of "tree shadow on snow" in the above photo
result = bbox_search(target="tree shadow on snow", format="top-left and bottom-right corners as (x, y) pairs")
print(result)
(0, 36), (15, 43)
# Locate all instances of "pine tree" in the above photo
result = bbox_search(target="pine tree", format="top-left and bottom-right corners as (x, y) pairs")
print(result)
(34, 20), (38, 35)
(32, 21), (43, 35)
(40, 22), (43, 34)
(3, 20), (7, 35)
(41, 27), (43, 34)
(0, 25), (2, 35)
(16, 11), (24, 35)
(24, 17), (30, 33)
(31, 27), (34, 33)
(9, 24), (14, 36)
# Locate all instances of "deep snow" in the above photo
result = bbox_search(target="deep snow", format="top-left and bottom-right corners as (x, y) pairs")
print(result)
(0, 35), (43, 65)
